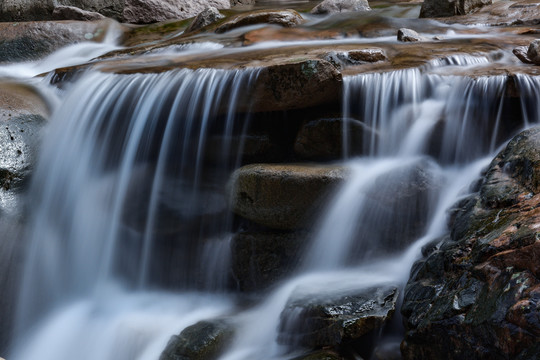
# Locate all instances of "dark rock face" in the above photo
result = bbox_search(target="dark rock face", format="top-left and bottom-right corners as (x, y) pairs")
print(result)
(310, 0), (371, 15)
(514, 39), (540, 66)
(294, 117), (370, 160)
(402, 127), (540, 359)
(250, 60), (342, 113)
(0, 20), (112, 63)
(230, 230), (306, 291)
(52, 6), (106, 21)
(279, 285), (398, 348)
(228, 163), (349, 230)
(160, 319), (234, 360)
(215, 9), (304, 34)
(185, 7), (224, 33)
(419, 0), (491, 18)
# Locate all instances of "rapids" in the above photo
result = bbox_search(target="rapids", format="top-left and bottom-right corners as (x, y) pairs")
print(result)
(1, 1), (540, 360)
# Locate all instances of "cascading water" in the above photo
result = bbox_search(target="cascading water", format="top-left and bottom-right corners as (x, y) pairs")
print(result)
(5, 14), (540, 360)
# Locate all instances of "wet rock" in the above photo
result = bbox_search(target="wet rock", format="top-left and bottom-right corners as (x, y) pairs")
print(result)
(52, 6), (106, 21)
(279, 285), (398, 348)
(250, 59), (342, 113)
(230, 0), (256, 5)
(323, 49), (387, 68)
(123, 0), (230, 24)
(513, 39), (540, 66)
(419, 0), (491, 18)
(160, 319), (234, 360)
(185, 7), (224, 33)
(215, 9), (304, 34)
(231, 230), (307, 291)
(294, 117), (371, 160)
(402, 127), (540, 359)
(0, 20), (113, 63)
(228, 163), (349, 230)
(310, 0), (371, 15)
(0, 82), (50, 214)
(290, 349), (342, 360)
(397, 28), (425, 42)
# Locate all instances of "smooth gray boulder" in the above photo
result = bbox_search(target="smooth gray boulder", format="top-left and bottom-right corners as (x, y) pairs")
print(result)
(310, 0), (371, 14)
(52, 5), (106, 20)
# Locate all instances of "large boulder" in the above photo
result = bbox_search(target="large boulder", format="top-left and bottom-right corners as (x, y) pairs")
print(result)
(184, 7), (224, 33)
(215, 9), (304, 33)
(310, 0), (371, 15)
(0, 82), (49, 214)
(230, 230), (307, 291)
(160, 319), (234, 360)
(52, 6), (106, 21)
(402, 127), (540, 359)
(0, 0), (231, 23)
(0, 20), (113, 63)
(279, 284), (399, 349)
(514, 39), (540, 66)
(419, 0), (491, 18)
(228, 163), (349, 230)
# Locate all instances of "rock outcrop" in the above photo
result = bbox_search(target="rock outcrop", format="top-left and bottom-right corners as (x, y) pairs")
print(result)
(402, 127), (540, 359)
(419, 0), (491, 18)
(52, 6), (106, 21)
(514, 39), (540, 66)
(310, 0), (371, 15)
(228, 163), (348, 230)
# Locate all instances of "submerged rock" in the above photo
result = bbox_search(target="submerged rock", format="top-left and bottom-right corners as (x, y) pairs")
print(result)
(419, 0), (491, 18)
(160, 319), (234, 360)
(231, 230), (307, 291)
(514, 39), (540, 66)
(228, 163), (348, 230)
(310, 0), (371, 15)
(185, 7), (224, 33)
(215, 9), (304, 33)
(402, 127), (540, 359)
(294, 117), (371, 160)
(279, 285), (398, 348)
(52, 6), (106, 21)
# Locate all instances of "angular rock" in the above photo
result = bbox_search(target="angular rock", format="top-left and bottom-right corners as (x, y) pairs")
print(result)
(250, 59), (342, 113)
(160, 319), (234, 360)
(310, 0), (371, 15)
(230, 0), (256, 5)
(294, 117), (371, 160)
(0, 20), (113, 63)
(52, 6), (106, 21)
(419, 0), (491, 18)
(123, 0), (230, 24)
(402, 127), (540, 359)
(279, 285), (398, 348)
(228, 163), (349, 230)
(231, 230), (307, 291)
(215, 9), (304, 34)
(397, 28), (425, 42)
(185, 7), (224, 33)
(513, 39), (540, 66)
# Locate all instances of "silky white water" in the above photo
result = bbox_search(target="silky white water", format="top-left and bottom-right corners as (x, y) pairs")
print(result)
(5, 29), (540, 360)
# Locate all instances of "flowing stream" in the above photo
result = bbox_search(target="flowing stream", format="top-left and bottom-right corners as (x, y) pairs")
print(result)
(3, 5), (540, 360)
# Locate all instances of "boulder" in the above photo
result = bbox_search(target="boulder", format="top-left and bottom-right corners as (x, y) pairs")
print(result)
(123, 0), (230, 24)
(0, 20), (112, 63)
(0, 82), (49, 214)
(278, 284), (398, 348)
(185, 7), (224, 33)
(0, 0), (231, 23)
(250, 59), (342, 113)
(419, 0), (491, 18)
(513, 39), (540, 66)
(323, 49), (387, 68)
(310, 0), (371, 15)
(397, 28), (426, 42)
(228, 163), (349, 230)
(160, 319), (234, 360)
(52, 6), (106, 20)
(294, 117), (371, 160)
(402, 127), (540, 359)
(230, 0), (256, 5)
(230, 230), (307, 291)
(215, 9), (304, 34)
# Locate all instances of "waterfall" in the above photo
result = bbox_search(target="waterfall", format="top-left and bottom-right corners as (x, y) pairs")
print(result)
(11, 67), (260, 360)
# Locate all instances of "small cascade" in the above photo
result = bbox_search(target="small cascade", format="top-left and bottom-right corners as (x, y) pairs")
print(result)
(12, 67), (260, 358)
